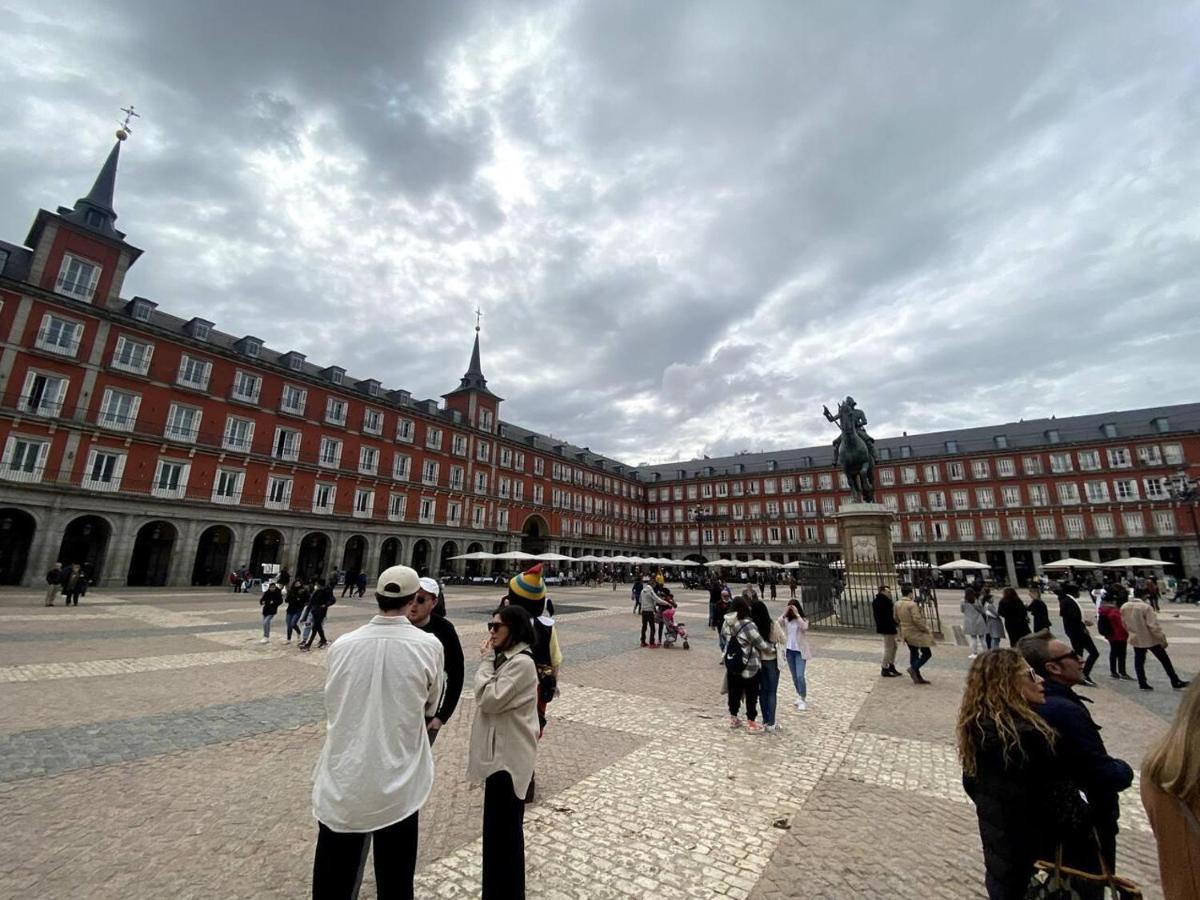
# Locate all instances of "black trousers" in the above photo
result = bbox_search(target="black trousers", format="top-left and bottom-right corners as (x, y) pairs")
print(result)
(1067, 628), (1100, 678)
(1134, 644), (1183, 687)
(908, 644), (932, 672)
(482, 771), (526, 900)
(1107, 639), (1128, 676)
(640, 611), (657, 643)
(312, 812), (418, 900)
(727, 671), (760, 720)
(306, 613), (328, 646)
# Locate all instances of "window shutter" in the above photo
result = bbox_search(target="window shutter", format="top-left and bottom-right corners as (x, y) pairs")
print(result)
(35, 441), (50, 478)
(112, 454), (127, 487)
(86, 264), (100, 300)
(19, 371), (36, 411)
(128, 396), (142, 430)
(55, 377), (69, 413)
(143, 343), (154, 370)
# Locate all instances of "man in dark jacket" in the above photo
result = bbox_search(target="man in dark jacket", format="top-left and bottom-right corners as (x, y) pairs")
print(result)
(707, 577), (723, 629)
(1028, 585), (1051, 632)
(409, 577), (463, 745)
(1018, 629), (1134, 875)
(872, 585), (901, 677)
(1057, 586), (1100, 686)
(44, 562), (63, 607)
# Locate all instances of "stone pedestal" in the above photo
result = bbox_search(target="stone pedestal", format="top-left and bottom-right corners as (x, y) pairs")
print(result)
(835, 502), (899, 594)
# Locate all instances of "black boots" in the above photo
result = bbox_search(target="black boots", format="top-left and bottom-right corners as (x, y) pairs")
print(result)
(881, 666), (902, 678)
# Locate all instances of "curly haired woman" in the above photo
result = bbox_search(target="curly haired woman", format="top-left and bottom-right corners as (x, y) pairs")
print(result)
(958, 650), (1090, 899)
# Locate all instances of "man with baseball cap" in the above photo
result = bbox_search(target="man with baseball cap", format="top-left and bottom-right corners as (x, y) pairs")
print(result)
(407, 576), (464, 744)
(310, 565), (444, 899)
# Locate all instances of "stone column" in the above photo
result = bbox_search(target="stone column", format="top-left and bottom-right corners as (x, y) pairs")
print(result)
(360, 535), (379, 582)
(167, 519), (201, 587)
(102, 513), (139, 588)
(23, 507), (67, 588)
(1003, 549), (1018, 588)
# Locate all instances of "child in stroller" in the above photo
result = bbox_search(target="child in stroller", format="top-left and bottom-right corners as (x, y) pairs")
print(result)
(657, 591), (689, 649)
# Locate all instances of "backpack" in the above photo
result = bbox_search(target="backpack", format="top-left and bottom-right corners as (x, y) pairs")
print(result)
(1097, 611), (1112, 638)
(723, 622), (750, 674)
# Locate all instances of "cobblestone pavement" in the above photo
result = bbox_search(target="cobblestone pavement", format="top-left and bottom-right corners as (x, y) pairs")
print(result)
(1, 584), (1195, 899)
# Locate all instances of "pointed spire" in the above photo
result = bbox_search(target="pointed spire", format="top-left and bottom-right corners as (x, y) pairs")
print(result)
(444, 311), (500, 400)
(58, 110), (138, 240)
(82, 140), (121, 216)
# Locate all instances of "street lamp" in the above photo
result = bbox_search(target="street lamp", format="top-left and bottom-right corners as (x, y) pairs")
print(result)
(1168, 470), (1200, 574)
(691, 505), (711, 567)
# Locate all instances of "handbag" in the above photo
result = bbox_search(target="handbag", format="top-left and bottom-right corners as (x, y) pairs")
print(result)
(1026, 831), (1142, 899)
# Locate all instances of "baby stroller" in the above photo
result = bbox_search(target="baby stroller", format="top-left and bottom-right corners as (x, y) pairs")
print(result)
(660, 605), (690, 649)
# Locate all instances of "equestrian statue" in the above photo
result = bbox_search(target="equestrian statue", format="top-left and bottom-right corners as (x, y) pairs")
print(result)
(823, 396), (878, 503)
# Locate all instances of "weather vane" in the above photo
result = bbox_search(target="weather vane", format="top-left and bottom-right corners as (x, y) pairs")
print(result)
(474, 306), (482, 333)
(116, 104), (141, 141)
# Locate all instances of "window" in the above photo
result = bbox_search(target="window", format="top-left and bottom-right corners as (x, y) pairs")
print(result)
(1007, 517), (1028, 539)
(948, 462), (965, 480)
(312, 483), (336, 513)
(55, 253), (100, 300)
(944, 440), (959, 453)
(19, 371), (68, 417)
(1028, 484), (1049, 506)
(1064, 515), (1085, 538)
(923, 464), (940, 483)
(877, 469), (894, 487)
(266, 476), (293, 510)
(533, 484), (544, 505)
(475, 471), (488, 493)
(1035, 517), (1056, 539)
(1023, 456), (1043, 475)
(882, 494), (898, 512)
(177, 354), (212, 390)
(272, 427), (300, 461)
(396, 418), (415, 442)
(393, 454), (411, 481)
(1077, 450), (1101, 471)
(1056, 482), (1081, 504)
(422, 460), (439, 485)
(1002, 486), (1021, 507)
(823, 525), (838, 545)
(479, 408), (494, 431)
(901, 466), (917, 484)
(933, 521), (950, 542)
(222, 416), (254, 452)
(388, 493), (407, 521)
(353, 488), (374, 518)
(1107, 448), (1131, 469)
(1163, 443), (1184, 465)
(1114, 479), (1139, 501)
(448, 501), (463, 526)
(280, 384), (307, 415)
(996, 458), (1015, 477)
(362, 408), (383, 435)
(473, 505), (487, 528)
(533, 457), (544, 476)
(325, 398), (347, 426)
(1093, 513), (1115, 538)
(452, 434), (468, 456)
(1136, 445), (1163, 466)
(212, 469), (243, 504)
(956, 520), (976, 541)
(982, 519), (1001, 540)
(319, 437), (342, 468)
(975, 488), (995, 509)
(164, 404), (200, 443)
(1049, 453), (1073, 474)
(231, 371), (262, 403)
(152, 459), (189, 499)
(952, 489), (969, 510)
(419, 497), (436, 524)
(514, 451), (525, 472)
(816, 473), (832, 490)
(95, 388), (139, 432)
(904, 492), (921, 512)
(448, 465), (464, 490)
(972, 460), (990, 479)
(908, 521), (925, 541)
(359, 446), (379, 475)
(111, 336), (154, 375)
(476, 441), (490, 462)
(82, 449), (124, 491)
(426, 426), (442, 450)
(1153, 510), (1176, 535)
(821, 497), (835, 515)
(1121, 511), (1144, 537)
(1085, 480), (1110, 503)
(1143, 477), (1167, 499)
(924, 490), (944, 510)
(498, 476), (510, 499)
(36, 314), (83, 356)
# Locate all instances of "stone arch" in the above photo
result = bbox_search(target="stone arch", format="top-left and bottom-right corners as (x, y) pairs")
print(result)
(520, 514), (550, 555)
(342, 535), (368, 576)
(465, 541), (485, 577)
(378, 537), (403, 574)
(0, 507), (37, 585)
(250, 528), (285, 576)
(58, 514), (114, 583)
(411, 539), (432, 575)
(438, 540), (460, 577)
(297, 532), (331, 581)
(192, 524), (235, 586)
(127, 520), (178, 587)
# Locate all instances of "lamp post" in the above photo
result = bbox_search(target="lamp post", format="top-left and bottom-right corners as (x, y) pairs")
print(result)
(1168, 470), (1200, 576)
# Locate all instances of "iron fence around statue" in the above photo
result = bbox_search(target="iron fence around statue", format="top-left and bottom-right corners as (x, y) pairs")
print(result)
(789, 558), (942, 635)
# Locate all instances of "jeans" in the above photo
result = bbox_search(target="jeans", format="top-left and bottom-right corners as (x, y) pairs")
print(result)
(1107, 639), (1128, 676)
(758, 659), (779, 726)
(262, 613), (274, 638)
(727, 670), (760, 721)
(640, 611), (657, 644)
(312, 813), (418, 900)
(908, 644), (932, 672)
(785, 649), (808, 699)
(968, 634), (985, 654)
(984, 634), (1001, 650)
(482, 771), (526, 900)
(286, 610), (303, 640)
(1134, 644), (1184, 687)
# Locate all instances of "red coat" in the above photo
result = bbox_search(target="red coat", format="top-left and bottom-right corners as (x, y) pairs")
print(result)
(1098, 605), (1128, 642)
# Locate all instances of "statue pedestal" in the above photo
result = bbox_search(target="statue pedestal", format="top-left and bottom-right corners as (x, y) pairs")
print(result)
(835, 502), (899, 594)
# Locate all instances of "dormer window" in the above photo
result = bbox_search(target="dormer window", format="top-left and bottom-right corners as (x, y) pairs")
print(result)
(945, 440), (959, 453)
(1045, 429), (1061, 444)
(993, 435), (1008, 449)
(55, 253), (100, 302)
(900, 445), (913, 459)
(184, 318), (213, 342)
(1151, 416), (1170, 434)
(358, 379), (381, 398)
(322, 366), (345, 386)
(1101, 423), (1118, 438)
(128, 297), (156, 322)
(281, 351), (306, 372)
(236, 336), (263, 359)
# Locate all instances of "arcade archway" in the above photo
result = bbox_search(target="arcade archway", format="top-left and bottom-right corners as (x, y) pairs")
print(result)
(297, 532), (330, 580)
(520, 515), (549, 555)
(465, 541), (485, 577)
(192, 525), (233, 586)
(250, 529), (284, 576)
(0, 508), (35, 585)
(342, 535), (367, 576)
(439, 541), (459, 577)
(411, 539), (431, 575)
(378, 537), (402, 573)
(58, 515), (112, 583)
(127, 520), (177, 587)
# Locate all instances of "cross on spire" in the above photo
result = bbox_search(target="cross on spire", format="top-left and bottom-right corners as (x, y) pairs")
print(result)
(474, 306), (482, 333)
(117, 104), (140, 141)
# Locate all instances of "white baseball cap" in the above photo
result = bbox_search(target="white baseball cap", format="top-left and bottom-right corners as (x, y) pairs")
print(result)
(418, 577), (440, 595)
(375, 565), (421, 600)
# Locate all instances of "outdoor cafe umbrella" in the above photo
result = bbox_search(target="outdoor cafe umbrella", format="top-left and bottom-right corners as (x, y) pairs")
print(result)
(492, 550), (540, 561)
(1040, 558), (1100, 569)
(705, 559), (737, 567)
(534, 553), (574, 562)
(448, 551), (497, 560)
(936, 559), (992, 571)
(896, 559), (932, 569)
(743, 559), (783, 568)
(1099, 557), (1168, 568)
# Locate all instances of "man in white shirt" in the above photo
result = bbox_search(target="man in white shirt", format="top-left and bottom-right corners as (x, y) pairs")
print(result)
(311, 565), (445, 900)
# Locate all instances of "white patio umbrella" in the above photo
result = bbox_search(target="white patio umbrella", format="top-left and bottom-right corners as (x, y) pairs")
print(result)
(1040, 558), (1100, 569)
(936, 559), (992, 571)
(608, 555), (636, 564)
(1099, 557), (1168, 568)
(827, 559), (846, 569)
(448, 551), (497, 560)
(896, 559), (932, 569)
(575, 555), (601, 563)
(492, 550), (540, 561)
(534, 553), (574, 562)
(743, 559), (783, 568)
(705, 558), (737, 567)
(676, 559), (701, 567)
(782, 560), (802, 569)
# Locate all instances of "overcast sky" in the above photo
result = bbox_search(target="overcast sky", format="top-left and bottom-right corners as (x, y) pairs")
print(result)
(2, 2), (1198, 465)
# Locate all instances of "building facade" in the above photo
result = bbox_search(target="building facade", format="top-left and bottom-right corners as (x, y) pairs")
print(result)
(1, 138), (1198, 587)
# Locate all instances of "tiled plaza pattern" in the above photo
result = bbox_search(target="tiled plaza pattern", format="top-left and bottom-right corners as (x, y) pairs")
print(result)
(1, 584), (1197, 899)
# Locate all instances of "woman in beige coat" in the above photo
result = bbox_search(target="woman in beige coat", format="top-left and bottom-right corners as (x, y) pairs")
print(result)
(1141, 679), (1200, 899)
(468, 605), (540, 899)
(894, 587), (934, 685)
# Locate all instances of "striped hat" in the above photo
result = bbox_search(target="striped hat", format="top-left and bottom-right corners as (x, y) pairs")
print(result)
(508, 564), (546, 605)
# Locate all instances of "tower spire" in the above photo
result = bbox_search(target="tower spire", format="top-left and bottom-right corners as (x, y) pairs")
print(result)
(459, 308), (488, 391)
(58, 105), (139, 240)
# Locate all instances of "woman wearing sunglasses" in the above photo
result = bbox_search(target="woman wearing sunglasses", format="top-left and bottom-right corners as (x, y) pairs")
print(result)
(958, 650), (1090, 899)
(468, 604), (540, 899)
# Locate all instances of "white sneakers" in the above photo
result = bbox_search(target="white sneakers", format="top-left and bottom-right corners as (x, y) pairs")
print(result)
(259, 637), (269, 644)
(795, 698), (808, 711)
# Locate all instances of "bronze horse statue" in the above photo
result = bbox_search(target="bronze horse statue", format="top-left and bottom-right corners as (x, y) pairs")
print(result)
(824, 400), (876, 503)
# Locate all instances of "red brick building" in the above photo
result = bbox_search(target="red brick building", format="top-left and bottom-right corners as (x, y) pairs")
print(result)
(1, 138), (1197, 587)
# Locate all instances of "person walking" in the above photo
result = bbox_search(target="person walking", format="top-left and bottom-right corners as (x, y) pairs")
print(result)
(750, 599), (784, 733)
(1096, 595), (1132, 680)
(309, 565), (444, 900)
(633, 573), (645, 615)
(721, 596), (773, 733)
(872, 584), (902, 678)
(961, 588), (987, 658)
(341, 571), (356, 599)
(300, 578), (334, 650)
(787, 574), (797, 601)
(640, 586), (659, 648)
(958, 650), (1090, 900)
(1058, 586), (1100, 686)
(285, 579), (309, 644)
(1141, 680), (1200, 900)
(997, 587), (1031, 647)
(259, 581), (284, 643)
(706, 576), (723, 629)
(1121, 590), (1191, 691)
(355, 571), (368, 598)
(780, 598), (812, 710)
(44, 562), (63, 606)
(63, 563), (85, 606)
(895, 585), (934, 685)
(1028, 585), (1052, 633)
(981, 590), (1005, 651)
(468, 605), (540, 900)
(1018, 630), (1135, 875)
(410, 577), (464, 745)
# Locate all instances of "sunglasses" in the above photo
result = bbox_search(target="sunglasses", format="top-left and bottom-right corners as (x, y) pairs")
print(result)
(487, 622), (505, 632)
(1049, 650), (1082, 664)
